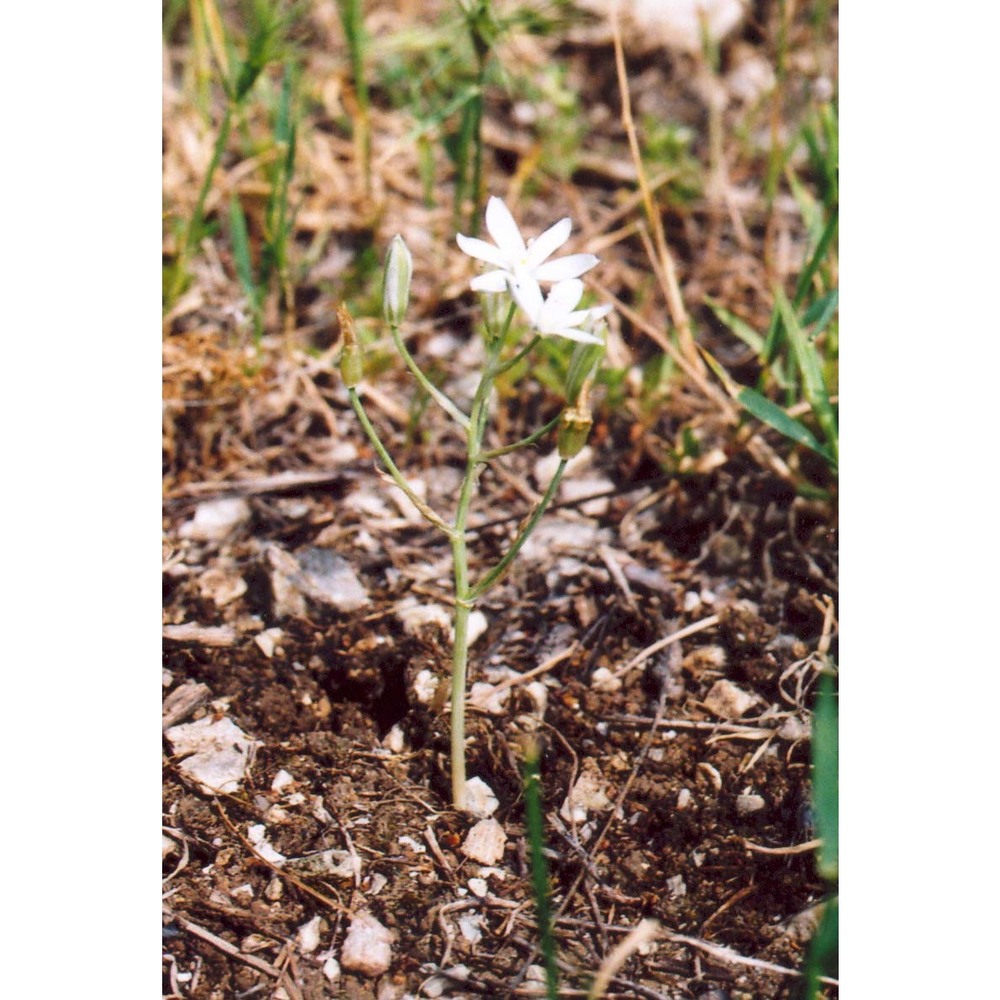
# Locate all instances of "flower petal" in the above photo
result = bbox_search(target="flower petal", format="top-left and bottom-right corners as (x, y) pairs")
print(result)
(507, 271), (544, 322)
(539, 278), (585, 321)
(544, 324), (604, 345)
(470, 271), (511, 293)
(485, 196), (526, 257)
(525, 217), (571, 268)
(456, 233), (510, 268)
(534, 253), (599, 283)
(563, 303), (613, 327)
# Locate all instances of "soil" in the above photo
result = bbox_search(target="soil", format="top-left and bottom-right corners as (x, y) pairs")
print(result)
(162, 3), (838, 998)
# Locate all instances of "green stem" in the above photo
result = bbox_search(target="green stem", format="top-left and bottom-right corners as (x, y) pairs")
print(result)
(492, 333), (542, 377)
(168, 103), (234, 305)
(478, 412), (561, 462)
(389, 323), (471, 430)
(450, 586), (472, 809)
(348, 388), (455, 537)
(469, 459), (566, 601)
(447, 330), (507, 809)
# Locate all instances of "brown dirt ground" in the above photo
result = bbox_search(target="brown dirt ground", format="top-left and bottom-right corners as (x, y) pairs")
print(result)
(163, 3), (838, 998)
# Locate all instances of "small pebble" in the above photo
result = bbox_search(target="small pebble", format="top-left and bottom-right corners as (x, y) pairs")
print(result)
(735, 792), (766, 816)
(340, 912), (393, 977)
(464, 777), (499, 819)
(298, 914), (323, 954)
(461, 819), (507, 866)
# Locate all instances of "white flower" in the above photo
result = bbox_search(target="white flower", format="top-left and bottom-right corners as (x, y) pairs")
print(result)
(456, 196), (598, 296)
(512, 277), (611, 345)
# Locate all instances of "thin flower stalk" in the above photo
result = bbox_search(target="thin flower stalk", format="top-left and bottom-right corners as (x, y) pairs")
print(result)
(342, 198), (609, 810)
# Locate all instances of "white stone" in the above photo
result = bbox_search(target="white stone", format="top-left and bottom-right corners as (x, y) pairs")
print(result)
(468, 682), (510, 715)
(467, 877), (488, 898)
(297, 915), (323, 954)
(165, 716), (260, 794)
(247, 824), (286, 865)
(458, 913), (483, 944)
(461, 819), (507, 866)
(704, 679), (757, 719)
(271, 769), (295, 793)
(667, 874), (687, 897)
(467, 610), (488, 647)
(464, 777), (499, 819)
(340, 912), (393, 977)
(383, 723), (407, 754)
(591, 667), (622, 693)
(322, 956), (341, 982)
(179, 497), (251, 541)
(424, 965), (470, 998)
(560, 762), (613, 823)
(735, 791), (766, 815)
(413, 669), (439, 705)
(255, 628), (283, 658)
(396, 598), (451, 636)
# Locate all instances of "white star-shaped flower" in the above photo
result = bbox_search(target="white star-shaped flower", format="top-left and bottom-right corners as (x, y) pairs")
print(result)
(456, 196), (598, 296)
(510, 276), (612, 345)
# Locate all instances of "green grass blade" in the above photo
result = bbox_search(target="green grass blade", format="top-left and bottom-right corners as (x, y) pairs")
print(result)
(813, 669), (838, 882)
(522, 740), (559, 1000)
(704, 296), (764, 355)
(793, 207), (838, 307)
(228, 194), (263, 341)
(801, 289), (839, 336)
(701, 348), (834, 462)
(775, 288), (838, 463)
(229, 195), (257, 298)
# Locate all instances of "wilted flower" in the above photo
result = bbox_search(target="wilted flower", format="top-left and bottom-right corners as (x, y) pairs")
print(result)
(457, 196), (598, 296)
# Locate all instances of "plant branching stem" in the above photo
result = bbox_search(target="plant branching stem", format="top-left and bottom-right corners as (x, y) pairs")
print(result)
(389, 323), (471, 430)
(479, 413), (561, 462)
(347, 388), (455, 537)
(469, 459), (566, 601)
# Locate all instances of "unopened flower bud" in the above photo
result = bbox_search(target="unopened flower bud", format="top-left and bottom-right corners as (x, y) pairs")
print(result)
(557, 380), (593, 460)
(382, 234), (412, 327)
(337, 302), (364, 388)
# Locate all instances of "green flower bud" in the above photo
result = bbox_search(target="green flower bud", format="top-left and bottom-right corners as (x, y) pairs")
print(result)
(382, 234), (413, 327)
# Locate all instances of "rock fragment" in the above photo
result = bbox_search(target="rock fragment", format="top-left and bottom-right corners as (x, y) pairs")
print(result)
(461, 819), (507, 865)
(464, 778), (499, 819)
(560, 760), (613, 823)
(340, 912), (393, 977)
(179, 498), (251, 542)
(703, 679), (757, 719)
(165, 716), (260, 794)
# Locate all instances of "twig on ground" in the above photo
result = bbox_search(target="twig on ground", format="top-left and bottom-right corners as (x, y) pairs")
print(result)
(743, 838), (822, 855)
(163, 623), (239, 647)
(614, 615), (721, 678)
(663, 931), (839, 987)
(171, 913), (283, 979)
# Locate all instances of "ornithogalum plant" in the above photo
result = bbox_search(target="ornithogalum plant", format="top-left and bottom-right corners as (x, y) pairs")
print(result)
(340, 196), (610, 810)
